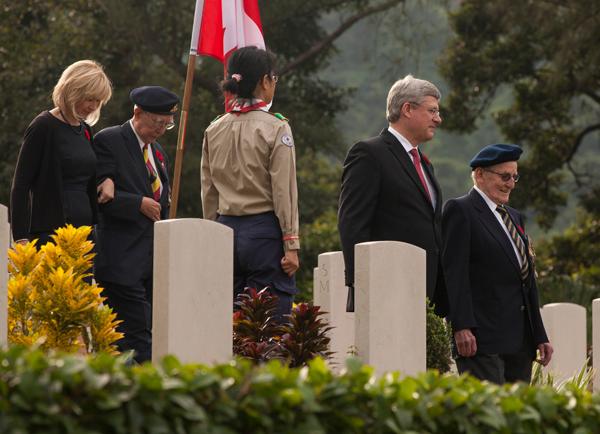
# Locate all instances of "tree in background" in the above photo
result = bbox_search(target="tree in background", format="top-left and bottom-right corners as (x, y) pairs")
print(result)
(0, 0), (406, 296)
(439, 0), (600, 228)
(439, 0), (600, 313)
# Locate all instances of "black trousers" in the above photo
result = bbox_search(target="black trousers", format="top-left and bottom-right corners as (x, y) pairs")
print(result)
(456, 349), (534, 384)
(456, 324), (535, 384)
(218, 212), (296, 319)
(99, 278), (153, 364)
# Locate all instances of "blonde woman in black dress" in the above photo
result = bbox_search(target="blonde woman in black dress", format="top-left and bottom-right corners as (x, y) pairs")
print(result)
(11, 59), (113, 246)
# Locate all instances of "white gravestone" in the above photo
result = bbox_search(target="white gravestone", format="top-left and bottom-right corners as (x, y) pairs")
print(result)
(313, 252), (355, 370)
(592, 299), (600, 391)
(541, 302), (586, 384)
(0, 205), (8, 345)
(153, 218), (233, 364)
(354, 241), (426, 376)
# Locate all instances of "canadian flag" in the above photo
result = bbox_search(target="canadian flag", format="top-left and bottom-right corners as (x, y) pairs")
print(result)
(190, 0), (265, 62)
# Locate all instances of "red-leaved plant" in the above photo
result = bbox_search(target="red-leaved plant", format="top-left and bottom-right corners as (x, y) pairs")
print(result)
(233, 287), (333, 367)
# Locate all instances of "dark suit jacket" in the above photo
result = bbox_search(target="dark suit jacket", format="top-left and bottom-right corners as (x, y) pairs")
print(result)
(338, 128), (447, 314)
(92, 121), (170, 287)
(442, 189), (549, 355)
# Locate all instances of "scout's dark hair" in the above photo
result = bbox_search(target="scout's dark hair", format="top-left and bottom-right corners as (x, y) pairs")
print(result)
(221, 46), (277, 99)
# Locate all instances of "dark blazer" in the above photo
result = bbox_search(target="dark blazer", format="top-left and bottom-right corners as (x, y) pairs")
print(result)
(10, 111), (97, 241)
(92, 121), (170, 287)
(442, 189), (549, 355)
(338, 128), (447, 314)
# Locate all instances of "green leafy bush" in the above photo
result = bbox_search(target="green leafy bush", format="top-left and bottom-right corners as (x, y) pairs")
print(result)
(2, 346), (600, 433)
(426, 301), (453, 373)
(531, 357), (594, 392)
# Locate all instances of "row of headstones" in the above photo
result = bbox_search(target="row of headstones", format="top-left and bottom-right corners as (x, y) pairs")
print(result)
(151, 219), (427, 376)
(151, 219), (599, 389)
(315, 249), (591, 386)
(0, 212), (594, 388)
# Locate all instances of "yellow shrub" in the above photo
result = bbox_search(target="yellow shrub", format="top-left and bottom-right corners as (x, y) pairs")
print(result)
(8, 225), (123, 354)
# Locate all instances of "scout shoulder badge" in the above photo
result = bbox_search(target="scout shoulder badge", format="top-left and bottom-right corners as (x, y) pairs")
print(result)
(267, 112), (293, 146)
(270, 112), (289, 122)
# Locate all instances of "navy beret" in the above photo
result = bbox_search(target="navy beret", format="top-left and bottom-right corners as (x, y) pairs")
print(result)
(130, 86), (180, 115)
(470, 144), (523, 169)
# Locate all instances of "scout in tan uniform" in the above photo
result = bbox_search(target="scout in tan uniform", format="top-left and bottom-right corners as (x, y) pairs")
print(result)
(201, 46), (300, 318)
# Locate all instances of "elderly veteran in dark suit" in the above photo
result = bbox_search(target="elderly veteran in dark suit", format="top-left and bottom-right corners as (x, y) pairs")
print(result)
(442, 144), (553, 384)
(338, 74), (447, 315)
(93, 86), (178, 363)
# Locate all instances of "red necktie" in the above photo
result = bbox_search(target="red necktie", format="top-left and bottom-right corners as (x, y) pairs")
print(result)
(409, 148), (432, 203)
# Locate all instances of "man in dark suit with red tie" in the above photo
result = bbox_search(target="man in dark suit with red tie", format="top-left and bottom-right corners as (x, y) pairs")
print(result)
(338, 74), (447, 315)
(442, 144), (553, 383)
(93, 86), (178, 363)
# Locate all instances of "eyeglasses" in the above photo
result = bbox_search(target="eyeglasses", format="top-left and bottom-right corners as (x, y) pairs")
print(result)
(145, 112), (175, 130)
(484, 168), (520, 183)
(409, 102), (441, 118)
(271, 74), (278, 83)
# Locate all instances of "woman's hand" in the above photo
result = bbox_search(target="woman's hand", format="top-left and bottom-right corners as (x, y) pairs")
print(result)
(97, 178), (115, 204)
(281, 250), (300, 276)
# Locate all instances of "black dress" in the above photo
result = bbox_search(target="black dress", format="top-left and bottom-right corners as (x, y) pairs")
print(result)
(11, 111), (98, 246)
(55, 121), (96, 228)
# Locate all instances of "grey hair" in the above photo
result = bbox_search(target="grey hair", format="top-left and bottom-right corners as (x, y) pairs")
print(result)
(386, 74), (441, 123)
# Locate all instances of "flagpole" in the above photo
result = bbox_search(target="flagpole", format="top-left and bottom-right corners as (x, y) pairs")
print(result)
(169, 53), (197, 219)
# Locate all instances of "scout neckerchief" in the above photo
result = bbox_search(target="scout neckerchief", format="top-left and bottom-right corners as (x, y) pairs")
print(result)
(226, 97), (267, 114)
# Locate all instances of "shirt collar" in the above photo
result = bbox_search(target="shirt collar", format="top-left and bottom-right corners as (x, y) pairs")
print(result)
(473, 185), (502, 213)
(387, 126), (418, 154)
(129, 119), (146, 149)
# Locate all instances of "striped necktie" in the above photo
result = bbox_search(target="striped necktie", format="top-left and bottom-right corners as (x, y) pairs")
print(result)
(496, 206), (529, 280)
(143, 143), (161, 201)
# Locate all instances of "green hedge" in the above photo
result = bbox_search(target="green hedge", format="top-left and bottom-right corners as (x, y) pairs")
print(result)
(1, 346), (600, 433)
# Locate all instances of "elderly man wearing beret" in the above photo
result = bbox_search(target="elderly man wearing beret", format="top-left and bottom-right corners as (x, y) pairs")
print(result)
(93, 86), (179, 363)
(442, 144), (553, 384)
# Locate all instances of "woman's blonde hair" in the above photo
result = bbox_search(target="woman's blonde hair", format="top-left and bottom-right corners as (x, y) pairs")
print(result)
(52, 60), (112, 126)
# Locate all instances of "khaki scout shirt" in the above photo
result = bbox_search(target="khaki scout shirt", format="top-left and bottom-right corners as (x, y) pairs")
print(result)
(201, 110), (300, 251)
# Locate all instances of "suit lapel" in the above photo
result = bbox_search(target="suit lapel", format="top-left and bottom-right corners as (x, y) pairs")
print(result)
(469, 189), (521, 274)
(381, 129), (433, 209)
(422, 159), (442, 211)
(121, 121), (152, 196)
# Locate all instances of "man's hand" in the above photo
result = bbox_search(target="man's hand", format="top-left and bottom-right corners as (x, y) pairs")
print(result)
(281, 249), (299, 276)
(97, 178), (115, 204)
(454, 329), (477, 357)
(536, 342), (553, 366)
(140, 197), (161, 222)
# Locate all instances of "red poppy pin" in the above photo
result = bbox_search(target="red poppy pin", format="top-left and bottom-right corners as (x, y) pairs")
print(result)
(421, 153), (431, 165)
(84, 129), (91, 141)
(155, 150), (165, 164)
(516, 224), (525, 235)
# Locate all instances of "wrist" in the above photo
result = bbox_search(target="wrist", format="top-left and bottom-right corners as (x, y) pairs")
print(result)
(283, 234), (300, 251)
